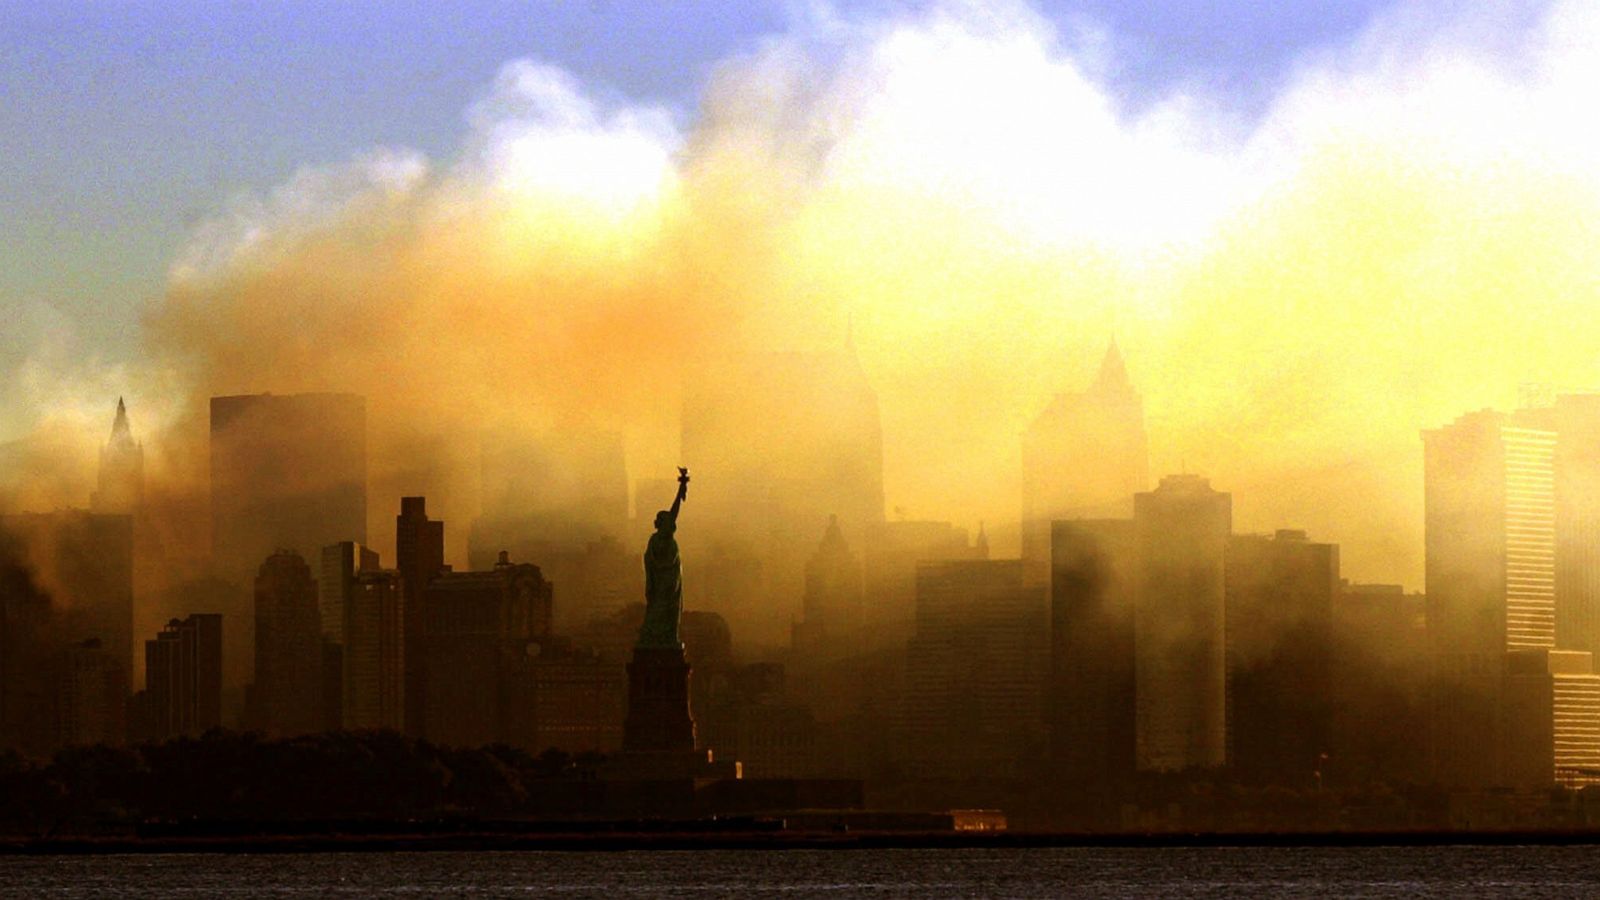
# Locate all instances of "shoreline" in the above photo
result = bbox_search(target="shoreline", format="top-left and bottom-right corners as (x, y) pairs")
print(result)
(9, 829), (1600, 854)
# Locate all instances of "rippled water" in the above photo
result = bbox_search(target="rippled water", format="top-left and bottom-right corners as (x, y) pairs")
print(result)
(3, 846), (1598, 898)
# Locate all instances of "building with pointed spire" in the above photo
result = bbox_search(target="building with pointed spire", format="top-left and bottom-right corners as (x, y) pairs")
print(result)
(91, 397), (144, 516)
(791, 515), (865, 660)
(1021, 340), (1149, 570)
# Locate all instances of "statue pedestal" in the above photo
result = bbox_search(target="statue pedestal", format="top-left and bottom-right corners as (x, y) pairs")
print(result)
(607, 644), (741, 784)
(622, 645), (696, 753)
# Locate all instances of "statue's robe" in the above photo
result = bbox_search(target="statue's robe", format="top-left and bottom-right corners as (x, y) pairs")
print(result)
(638, 526), (683, 648)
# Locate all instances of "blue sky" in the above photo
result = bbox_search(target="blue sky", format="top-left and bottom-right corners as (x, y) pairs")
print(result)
(0, 0), (1399, 369)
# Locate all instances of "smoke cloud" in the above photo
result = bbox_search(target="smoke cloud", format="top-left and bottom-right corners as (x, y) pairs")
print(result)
(8, 0), (1600, 596)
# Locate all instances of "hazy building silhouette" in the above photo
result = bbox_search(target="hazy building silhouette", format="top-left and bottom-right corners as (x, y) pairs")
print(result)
(903, 559), (1048, 777)
(91, 397), (144, 516)
(0, 532), (55, 754)
(56, 638), (123, 747)
(210, 392), (367, 691)
(861, 520), (988, 642)
(0, 510), (134, 692)
(252, 550), (323, 737)
(139, 613), (222, 741)
(1022, 340), (1149, 571)
(791, 515), (864, 660)
(1424, 410), (1556, 786)
(1049, 518), (1136, 783)
(1330, 583), (1429, 785)
(1134, 475), (1230, 772)
(421, 552), (552, 747)
(1225, 529), (1338, 786)
(395, 496), (444, 736)
(681, 346), (885, 647)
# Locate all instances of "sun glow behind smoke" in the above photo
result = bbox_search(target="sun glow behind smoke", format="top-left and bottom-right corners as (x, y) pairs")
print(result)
(7, 0), (1600, 593)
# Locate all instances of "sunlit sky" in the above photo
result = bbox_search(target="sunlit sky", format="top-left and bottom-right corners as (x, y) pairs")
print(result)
(1, 0), (1397, 386)
(7, 0), (1592, 593)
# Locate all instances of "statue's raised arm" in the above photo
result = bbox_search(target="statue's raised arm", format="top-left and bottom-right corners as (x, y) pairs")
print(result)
(667, 466), (689, 523)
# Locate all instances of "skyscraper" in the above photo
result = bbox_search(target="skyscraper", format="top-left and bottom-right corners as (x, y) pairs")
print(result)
(1049, 518), (1136, 783)
(1, 527), (55, 755)
(1022, 340), (1149, 569)
(1424, 409), (1557, 657)
(420, 552), (552, 746)
(902, 559), (1048, 778)
(56, 638), (123, 747)
(791, 515), (864, 660)
(140, 614), (223, 740)
(91, 397), (143, 516)
(1423, 409), (1557, 786)
(1530, 395), (1600, 655)
(343, 569), (405, 731)
(1225, 529), (1339, 786)
(252, 550), (323, 737)
(1500, 649), (1600, 788)
(317, 541), (378, 730)
(1133, 474), (1230, 772)
(210, 392), (366, 690)
(395, 496), (444, 736)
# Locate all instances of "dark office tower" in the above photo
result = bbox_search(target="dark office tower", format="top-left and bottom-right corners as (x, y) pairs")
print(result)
(1049, 519), (1136, 783)
(791, 516), (864, 660)
(57, 638), (123, 747)
(252, 551), (323, 737)
(902, 560), (1048, 778)
(318, 542), (379, 645)
(0, 530), (55, 755)
(343, 569), (405, 730)
(681, 344), (885, 647)
(91, 397), (144, 515)
(318, 541), (379, 729)
(1423, 409), (1556, 787)
(210, 392), (366, 690)
(395, 497), (444, 736)
(0, 511), (134, 690)
(1225, 530), (1339, 786)
(1134, 474), (1230, 772)
(1021, 340), (1149, 571)
(141, 614), (223, 740)
(421, 553), (552, 746)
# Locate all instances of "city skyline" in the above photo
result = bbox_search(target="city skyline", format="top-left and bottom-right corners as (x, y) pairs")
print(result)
(10, 0), (1600, 852)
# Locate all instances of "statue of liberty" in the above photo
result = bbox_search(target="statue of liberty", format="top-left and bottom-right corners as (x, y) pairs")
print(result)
(637, 467), (690, 649)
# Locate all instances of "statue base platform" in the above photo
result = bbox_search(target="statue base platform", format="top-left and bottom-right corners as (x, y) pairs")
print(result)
(602, 748), (741, 782)
(623, 644), (697, 753)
